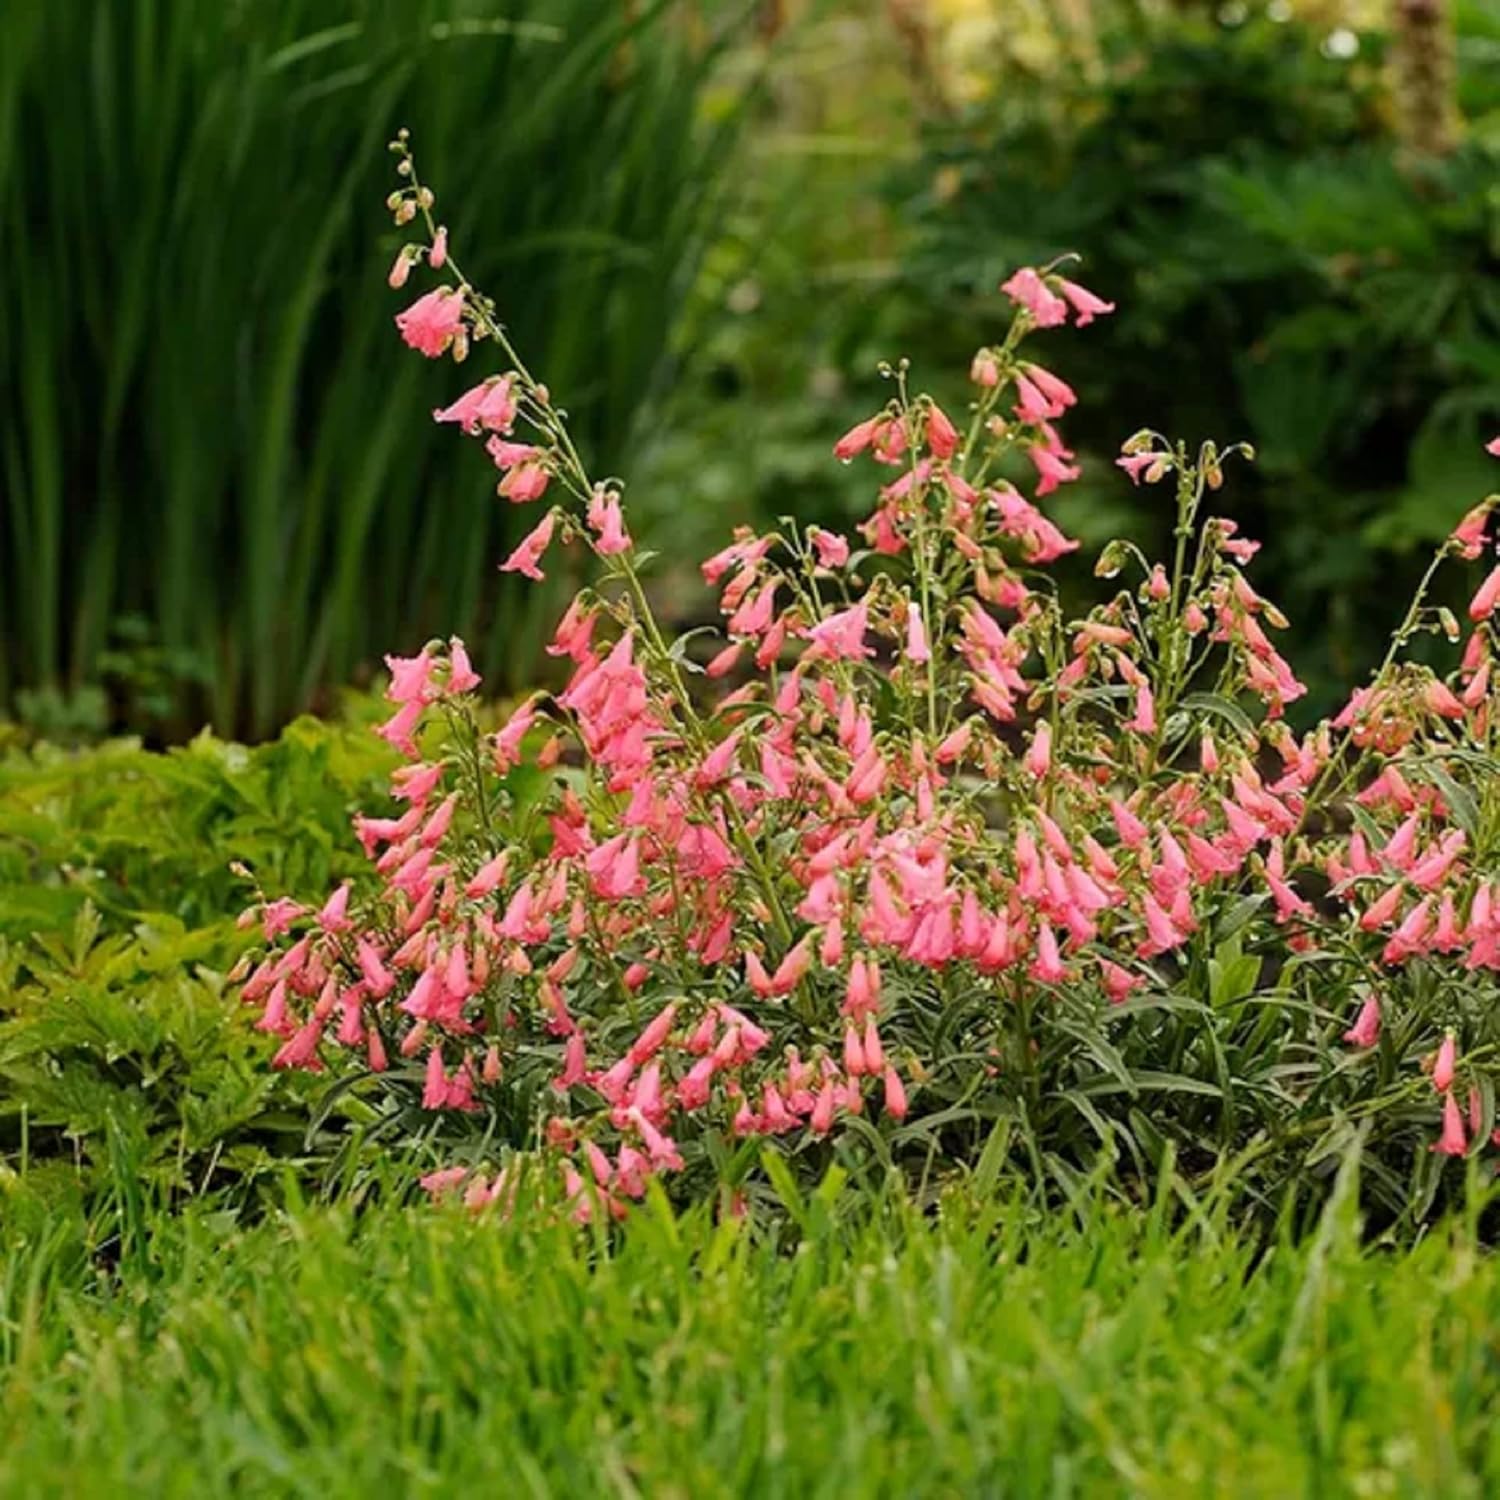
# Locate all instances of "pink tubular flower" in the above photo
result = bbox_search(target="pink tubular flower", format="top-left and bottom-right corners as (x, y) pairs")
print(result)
(435, 375), (516, 435)
(926, 403), (960, 460)
(1433, 1033), (1457, 1093)
(1469, 563), (1500, 621)
(882, 1066), (908, 1121)
(375, 698), (424, 758)
(1487, 436), (1500, 457)
(627, 1002), (678, 1067)
(1013, 372), (1054, 425)
(1030, 443), (1081, 496)
(1057, 277), (1115, 326)
(1451, 501), (1490, 560)
(970, 350), (1000, 387)
(1432, 1090), (1467, 1156)
(1024, 719), (1052, 779)
(428, 226), (448, 269)
(1001, 267), (1068, 328)
(317, 883), (352, 934)
(1342, 996), (1381, 1049)
(501, 511), (556, 581)
(1022, 362), (1076, 414)
(1126, 680), (1156, 735)
(395, 287), (465, 357)
(905, 603), (931, 664)
(1138, 894), (1188, 958)
(1029, 923), (1068, 984)
(498, 460), (552, 505)
(1100, 960), (1141, 1005)
(834, 415), (881, 462)
(810, 528), (851, 569)
(1118, 451), (1161, 485)
(805, 601), (872, 662)
(446, 638), (481, 694)
(587, 489), (632, 555)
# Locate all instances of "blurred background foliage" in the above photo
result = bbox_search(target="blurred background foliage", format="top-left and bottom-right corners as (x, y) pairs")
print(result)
(3, 0), (1499, 737)
(1, 0), (760, 739)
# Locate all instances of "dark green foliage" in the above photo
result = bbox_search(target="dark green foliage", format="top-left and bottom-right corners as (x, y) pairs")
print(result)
(0, 0), (756, 736)
(0, 709), (398, 1220)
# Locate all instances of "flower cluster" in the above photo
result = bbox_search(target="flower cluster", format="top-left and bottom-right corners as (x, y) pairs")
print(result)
(233, 138), (1500, 1221)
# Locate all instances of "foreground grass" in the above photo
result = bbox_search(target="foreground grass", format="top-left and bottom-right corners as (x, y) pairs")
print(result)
(2, 1164), (1497, 1499)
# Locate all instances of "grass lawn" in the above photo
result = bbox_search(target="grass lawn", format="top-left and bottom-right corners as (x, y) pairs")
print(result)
(3, 1164), (1496, 1498)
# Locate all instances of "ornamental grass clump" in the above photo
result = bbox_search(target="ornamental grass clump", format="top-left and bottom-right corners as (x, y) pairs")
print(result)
(234, 137), (1500, 1228)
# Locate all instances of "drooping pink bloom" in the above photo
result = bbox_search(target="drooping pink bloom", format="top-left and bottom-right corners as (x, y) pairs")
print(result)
(428, 226), (448, 269)
(501, 510), (556, 580)
(1029, 923), (1068, 984)
(1000, 267), (1068, 328)
(1138, 894), (1188, 958)
(1468, 563), (1500, 621)
(1013, 372), (1055, 425)
(1126, 680), (1157, 735)
(811, 1078), (837, 1134)
(587, 489), (632, 555)
(421, 1046), (449, 1109)
(375, 698), (424, 758)
(1383, 896), (1434, 964)
(1382, 813), (1422, 873)
(1110, 798), (1148, 848)
(498, 459), (552, 504)
(926, 403), (960, 460)
(842, 1024), (867, 1077)
(1116, 453), (1159, 485)
(905, 603), (931, 664)
(385, 649), (436, 705)
(882, 1066), (908, 1121)
(1451, 501), (1490, 560)
(810, 528), (851, 568)
(317, 883), (352, 933)
(1433, 1033), (1457, 1093)
(1357, 883), (1405, 933)
(395, 287), (465, 357)
(834, 415), (882, 462)
(430, 647), (470, 703)
(272, 1019), (324, 1070)
(1022, 362), (1076, 414)
(1024, 719), (1052, 779)
(1029, 443), (1081, 496)
(1100, 960), (1142, 1005)
(258, 897), (304, 941)
(1342, 996), (1381, 1048)
(1057, 277), (1115, 325)
(695, 731), (741, 789)
(435, 375), (516, 435)
(1432, 1090), (1467, 1156)
(419, 1166), (468, 1198)
(769, 932), (815, 995)
(626, 1002), (678, 1067)
(805, 601), (872, 662)
(706, 642), (742, 679)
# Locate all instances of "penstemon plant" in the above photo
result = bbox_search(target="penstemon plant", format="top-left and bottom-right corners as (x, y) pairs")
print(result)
(234, 135), (1500, 1229)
